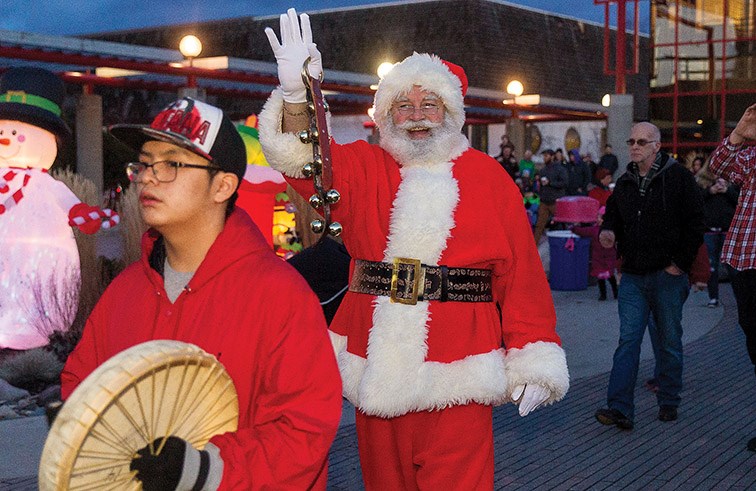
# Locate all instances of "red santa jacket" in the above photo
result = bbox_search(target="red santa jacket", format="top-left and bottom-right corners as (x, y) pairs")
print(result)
(259, 90), (569, 418)
(61, 209), (342, 490)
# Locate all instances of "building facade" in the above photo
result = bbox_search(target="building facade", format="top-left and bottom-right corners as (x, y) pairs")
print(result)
(650, 0), (756, 155)
(90, 0), (650, 161)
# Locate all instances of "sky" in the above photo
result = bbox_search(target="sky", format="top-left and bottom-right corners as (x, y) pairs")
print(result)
(0, 0), (649, 36)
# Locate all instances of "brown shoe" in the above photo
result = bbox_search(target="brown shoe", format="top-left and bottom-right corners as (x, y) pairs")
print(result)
(658, 405), (678, 422)
(595, 408), (634, 430)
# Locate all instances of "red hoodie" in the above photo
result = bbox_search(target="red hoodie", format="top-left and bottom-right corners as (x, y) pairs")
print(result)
(61, 209), (342, 490)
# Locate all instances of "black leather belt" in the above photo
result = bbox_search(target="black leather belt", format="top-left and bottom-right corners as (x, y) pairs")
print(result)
(349, 258), (493, 305)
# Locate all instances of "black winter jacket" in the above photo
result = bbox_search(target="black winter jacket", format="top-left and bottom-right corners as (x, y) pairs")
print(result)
(602, 153), (705, 274)
(700, 183), (739, 231)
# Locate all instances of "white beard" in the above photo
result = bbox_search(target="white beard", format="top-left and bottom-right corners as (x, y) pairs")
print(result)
(378, 116), (467, 168)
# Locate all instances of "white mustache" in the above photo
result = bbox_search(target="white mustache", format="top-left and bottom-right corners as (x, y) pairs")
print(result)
(396, 120), (443, 131)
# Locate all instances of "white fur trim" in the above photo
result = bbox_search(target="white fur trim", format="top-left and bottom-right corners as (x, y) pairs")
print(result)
(504, 341), (570, 405)
(342, 162), (476, 417)
(329, 330), (346, 360)
(340, 348), (509, 418)
(373, 53), (465, 132)
(383, 164), (459, 262)
(339, 350), (366, 406)
(258, 89), (313, 178)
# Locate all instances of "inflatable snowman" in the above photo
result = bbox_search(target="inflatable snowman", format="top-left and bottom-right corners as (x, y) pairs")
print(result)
(0, 67), (118, 349)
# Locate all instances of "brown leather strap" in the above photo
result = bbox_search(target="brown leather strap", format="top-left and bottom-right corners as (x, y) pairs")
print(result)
(349, 259), (493, 304)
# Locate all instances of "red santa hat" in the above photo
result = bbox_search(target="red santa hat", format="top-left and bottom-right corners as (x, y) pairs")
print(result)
(372, 53), (467, 131)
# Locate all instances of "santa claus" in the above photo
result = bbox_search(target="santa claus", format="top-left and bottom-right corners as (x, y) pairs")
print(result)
(260, 9), (569, 489)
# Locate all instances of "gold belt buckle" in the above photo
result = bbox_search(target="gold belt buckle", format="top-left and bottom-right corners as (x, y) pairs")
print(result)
(390, 257), (423, 305)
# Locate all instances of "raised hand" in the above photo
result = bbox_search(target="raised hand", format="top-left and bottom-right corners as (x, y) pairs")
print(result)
(264, 8), (323, 103)
(731, 103), (756, 143)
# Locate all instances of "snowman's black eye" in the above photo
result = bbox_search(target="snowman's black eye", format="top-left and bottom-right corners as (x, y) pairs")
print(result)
(11, 130), (16, 135)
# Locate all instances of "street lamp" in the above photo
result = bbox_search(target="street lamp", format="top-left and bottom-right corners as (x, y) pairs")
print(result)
(601, 94), (611, 107)
(179, 35), (203, 59)
(377, 61), (394, 79)
(506, 80), (524, 97)
(179, 35), (202, 88)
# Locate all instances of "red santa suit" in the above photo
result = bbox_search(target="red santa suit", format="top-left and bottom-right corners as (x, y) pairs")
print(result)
(259, 53), (569, 489)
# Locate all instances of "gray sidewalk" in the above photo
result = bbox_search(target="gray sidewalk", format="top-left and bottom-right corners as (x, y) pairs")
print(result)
(1, 284), (753, 490)
(328, 285), (756, 490)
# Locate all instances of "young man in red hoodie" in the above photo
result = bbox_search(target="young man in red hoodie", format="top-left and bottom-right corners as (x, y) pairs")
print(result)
(61, 97), (342, 490)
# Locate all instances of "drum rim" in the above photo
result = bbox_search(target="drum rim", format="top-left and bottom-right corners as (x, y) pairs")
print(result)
(39, 340), (238, 490)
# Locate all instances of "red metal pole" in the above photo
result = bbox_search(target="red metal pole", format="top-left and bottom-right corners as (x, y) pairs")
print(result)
(615, 0), (627, 94)
(673, 3), (680, 155)
(187, 58), (197, 88)
(720, 0), (729, 140)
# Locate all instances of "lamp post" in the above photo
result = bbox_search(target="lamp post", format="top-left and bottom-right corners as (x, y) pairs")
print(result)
(505, 80), (526, 157)
(178, 35), (205, 100)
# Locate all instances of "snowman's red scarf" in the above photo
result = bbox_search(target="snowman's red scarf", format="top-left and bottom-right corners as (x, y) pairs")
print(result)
(0, 168), (43, 214)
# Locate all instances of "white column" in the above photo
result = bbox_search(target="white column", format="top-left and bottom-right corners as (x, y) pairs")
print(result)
(606, 94), (634, 176)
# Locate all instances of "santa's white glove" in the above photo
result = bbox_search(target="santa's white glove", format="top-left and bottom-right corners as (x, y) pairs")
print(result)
(512, 384), (551, 417)
(264, 8), (323, 103)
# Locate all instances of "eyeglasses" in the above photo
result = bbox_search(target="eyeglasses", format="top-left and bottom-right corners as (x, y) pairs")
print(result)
(625, 139), (658, 147)
(392, 102), (442, 117)
(125, 160), (221, 183)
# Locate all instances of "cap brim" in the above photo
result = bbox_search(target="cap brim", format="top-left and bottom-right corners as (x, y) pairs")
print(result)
(108, 124), (213, 161)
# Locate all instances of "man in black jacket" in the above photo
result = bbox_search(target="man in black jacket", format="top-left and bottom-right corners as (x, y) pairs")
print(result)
(594, 122), (704, 430)
(533, 149), (568, 244)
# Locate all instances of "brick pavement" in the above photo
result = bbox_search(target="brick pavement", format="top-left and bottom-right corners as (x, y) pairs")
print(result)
(2, 289), (753, 491)
(326, 287), (756, 490)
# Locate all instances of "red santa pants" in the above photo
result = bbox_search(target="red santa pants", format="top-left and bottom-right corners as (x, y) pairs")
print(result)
(356, 403), (494, 490)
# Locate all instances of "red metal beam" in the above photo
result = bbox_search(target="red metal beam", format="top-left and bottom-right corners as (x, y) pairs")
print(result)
(649, 88), (756, 98)
(2, 43), (604, 122)
(467, 96), (606, 120)
(0, 44), (375, 96)
(616, 0), (626, 93)
(594, 0), (640, 94)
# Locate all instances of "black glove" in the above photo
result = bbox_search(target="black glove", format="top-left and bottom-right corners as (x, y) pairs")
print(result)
(130, 436), (210, 491)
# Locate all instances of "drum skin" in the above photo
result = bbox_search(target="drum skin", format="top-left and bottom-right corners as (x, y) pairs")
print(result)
(39, 340), (239, 490)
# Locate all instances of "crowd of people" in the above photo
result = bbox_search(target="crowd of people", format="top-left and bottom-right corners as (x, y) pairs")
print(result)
(490, 119), (751, 452)
(492, 134), (740, 310)
(494, 139), (622, 245)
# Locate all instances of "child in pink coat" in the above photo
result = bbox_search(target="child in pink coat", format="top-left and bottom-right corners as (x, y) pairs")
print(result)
(574, 207), (618, 300)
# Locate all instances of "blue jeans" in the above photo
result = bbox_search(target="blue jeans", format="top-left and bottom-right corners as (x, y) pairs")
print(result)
(607, 270), (690, 419)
